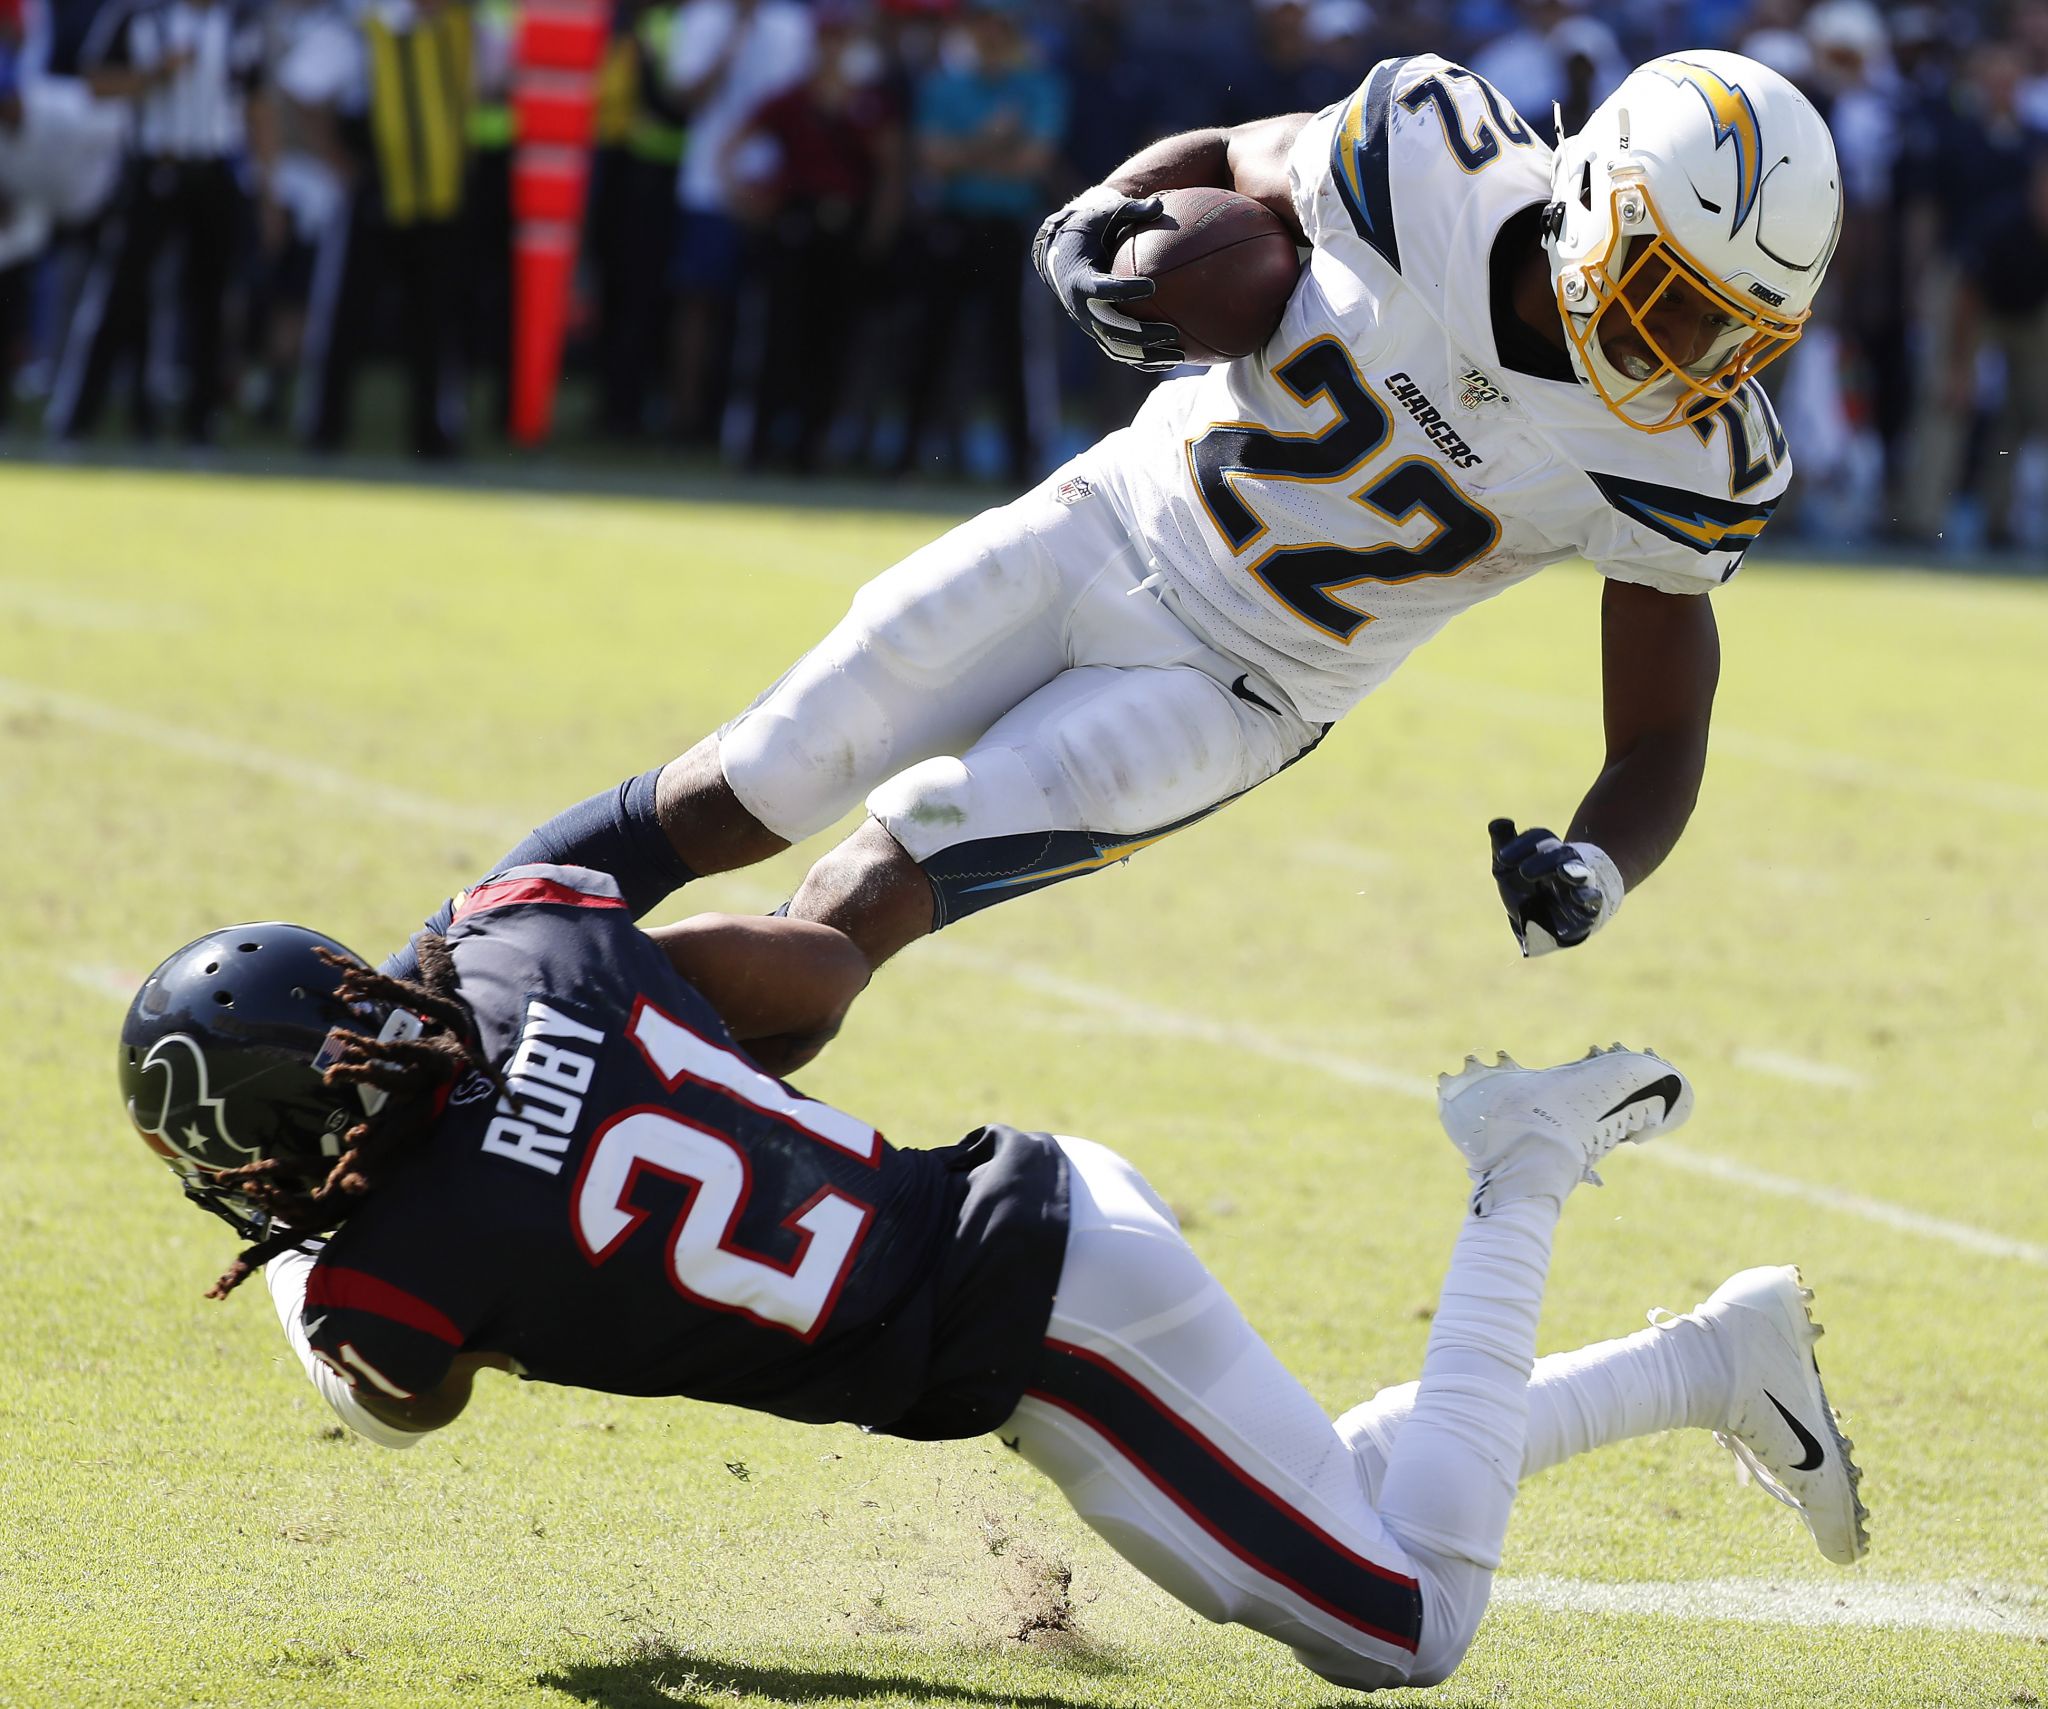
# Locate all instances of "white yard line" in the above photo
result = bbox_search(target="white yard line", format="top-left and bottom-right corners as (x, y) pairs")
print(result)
(1646, 1148), (2048, 1268)
(25, 680), (2044, 1270)
(1732, 1049), (1870, 1091)
(935, 946), (2048, 1267)
(0, 677), (519, 834)
(1492, 1574), (2047, 1639)
(932, 947), (1438, 1103)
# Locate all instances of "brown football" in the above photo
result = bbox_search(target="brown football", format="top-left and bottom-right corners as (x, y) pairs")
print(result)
(1111, 187), (1302, 365)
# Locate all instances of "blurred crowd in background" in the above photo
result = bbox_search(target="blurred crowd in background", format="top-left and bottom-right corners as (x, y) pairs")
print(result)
(1, 0), (2045, 554)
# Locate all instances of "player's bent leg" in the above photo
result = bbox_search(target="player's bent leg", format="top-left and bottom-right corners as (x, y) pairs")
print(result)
(1339, 1319), (1734, 1501)
(1364, 1050), (1696, 1681)
(1334, 1270), (1868, 1565)
(785, 819), (938, 970)
(712, 475), (1140, 850)
(872, 659), (1322, 927)
(997, 1135), (1429, 1692)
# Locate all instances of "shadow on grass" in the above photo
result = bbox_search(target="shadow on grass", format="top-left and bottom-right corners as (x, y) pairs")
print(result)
(537, 1641), (1133, 1709)
(536, 1642), (1512, 1709)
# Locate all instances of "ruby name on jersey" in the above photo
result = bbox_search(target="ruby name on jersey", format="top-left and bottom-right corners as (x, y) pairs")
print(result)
(479, 999), (606, 1175)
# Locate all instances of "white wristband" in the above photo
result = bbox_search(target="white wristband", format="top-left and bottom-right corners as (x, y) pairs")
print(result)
(1566, 841), (1625, 926)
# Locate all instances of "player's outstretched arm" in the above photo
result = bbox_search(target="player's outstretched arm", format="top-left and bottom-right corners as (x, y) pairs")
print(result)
(1033, 113), (1310, 369)
(383, 769), (694, 980)
(646, 914), (871, 1077)
(1490, 582), (1719, 956)
(1572, 579), (1721, 881)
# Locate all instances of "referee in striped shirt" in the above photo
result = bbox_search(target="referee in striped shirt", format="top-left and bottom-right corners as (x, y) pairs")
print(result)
(49, 0), (263, 445)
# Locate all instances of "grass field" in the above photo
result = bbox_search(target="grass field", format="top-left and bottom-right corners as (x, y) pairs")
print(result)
(2, 463), (2044, 1709)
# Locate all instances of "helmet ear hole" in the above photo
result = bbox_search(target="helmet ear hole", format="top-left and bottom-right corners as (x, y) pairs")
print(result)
(1579, 162), (1593, 209)
(213, 991), (233, 1007)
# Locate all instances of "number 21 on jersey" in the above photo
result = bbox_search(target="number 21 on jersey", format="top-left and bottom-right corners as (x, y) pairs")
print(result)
(571, 999), (877, 1341)
(1188, 338), (1500, 642)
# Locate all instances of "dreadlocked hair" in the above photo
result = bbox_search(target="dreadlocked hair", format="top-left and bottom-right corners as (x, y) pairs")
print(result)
(206, 934), (506, 1300)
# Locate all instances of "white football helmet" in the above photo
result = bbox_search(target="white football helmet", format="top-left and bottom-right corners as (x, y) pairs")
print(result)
(1545, 50), (1843, 432)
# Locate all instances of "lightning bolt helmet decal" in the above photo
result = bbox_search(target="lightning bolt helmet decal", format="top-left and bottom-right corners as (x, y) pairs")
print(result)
(1651, 56), (1765, 237)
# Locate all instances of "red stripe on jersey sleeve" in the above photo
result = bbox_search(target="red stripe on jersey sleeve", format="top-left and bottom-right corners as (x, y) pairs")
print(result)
(306, 1265), (464, 1346)
(453, 875), (628, 922)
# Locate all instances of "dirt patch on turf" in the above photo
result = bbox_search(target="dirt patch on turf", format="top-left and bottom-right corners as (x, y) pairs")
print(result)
(978, 1507), (1087, 1648)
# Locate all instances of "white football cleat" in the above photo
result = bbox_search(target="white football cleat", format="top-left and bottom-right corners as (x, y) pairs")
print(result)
(1667, 1264), (1869, 1566)
(1436, 1045), (1694, 1204)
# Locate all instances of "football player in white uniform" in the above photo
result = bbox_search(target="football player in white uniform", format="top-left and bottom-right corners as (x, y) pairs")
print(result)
(592, 51), (1842, 977)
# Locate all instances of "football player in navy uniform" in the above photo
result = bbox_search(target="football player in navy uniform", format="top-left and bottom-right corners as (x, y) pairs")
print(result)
(121, 790), (1868, 1692)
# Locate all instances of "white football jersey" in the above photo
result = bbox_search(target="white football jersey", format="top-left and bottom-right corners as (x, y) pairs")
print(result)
(1089, 54), (1791, 724)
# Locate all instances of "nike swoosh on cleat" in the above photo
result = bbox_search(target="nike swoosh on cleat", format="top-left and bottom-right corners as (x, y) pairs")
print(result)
(1763, 1388), (1826, 1471)
(304, 1314), (328, 1338)
(1598, 1074), (1684, 1123)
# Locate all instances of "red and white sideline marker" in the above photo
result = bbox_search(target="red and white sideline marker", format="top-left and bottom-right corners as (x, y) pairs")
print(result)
(509, 0), (607, 446)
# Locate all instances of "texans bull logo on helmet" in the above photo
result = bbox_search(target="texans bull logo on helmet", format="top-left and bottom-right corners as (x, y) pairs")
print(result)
(129, 1032), (266, 1169)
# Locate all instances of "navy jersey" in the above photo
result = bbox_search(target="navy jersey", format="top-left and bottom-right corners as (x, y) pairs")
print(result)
(304, 865), (1069, 1440)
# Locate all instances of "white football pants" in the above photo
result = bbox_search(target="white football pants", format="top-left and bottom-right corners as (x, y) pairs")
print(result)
(1002, 1137), (1729, 1691)
(717, 464), (1323, 921)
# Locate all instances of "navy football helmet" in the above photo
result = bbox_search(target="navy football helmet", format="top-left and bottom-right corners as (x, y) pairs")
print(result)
(118, 924), (389, 1240)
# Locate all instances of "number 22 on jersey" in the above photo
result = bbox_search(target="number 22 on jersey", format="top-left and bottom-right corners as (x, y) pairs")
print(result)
(572, 1000), (878, 1341)
(1188, 337), (1500, 642)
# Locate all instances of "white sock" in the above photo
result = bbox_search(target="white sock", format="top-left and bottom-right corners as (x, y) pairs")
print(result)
(1340, 1312), (1736, 1501)
(1374, 1191), (1561, 1571)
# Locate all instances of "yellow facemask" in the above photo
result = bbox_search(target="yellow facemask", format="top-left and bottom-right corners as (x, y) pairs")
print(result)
(1559, 174), (1807, 433)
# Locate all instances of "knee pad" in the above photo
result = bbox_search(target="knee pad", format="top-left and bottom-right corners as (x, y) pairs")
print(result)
(866, 750), (1051, 865)
(719, 702), (882, 845)
(870, 748), (1165, 927)
(1334, 1381), (1420, 1507)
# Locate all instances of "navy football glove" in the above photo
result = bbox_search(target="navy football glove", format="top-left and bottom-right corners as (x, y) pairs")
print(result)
(1031, 186), (1185, 372)
(1488, 819), (1624, 957)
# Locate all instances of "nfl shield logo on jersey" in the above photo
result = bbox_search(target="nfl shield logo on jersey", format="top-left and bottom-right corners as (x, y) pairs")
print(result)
(1458, 368), (1509, 410)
